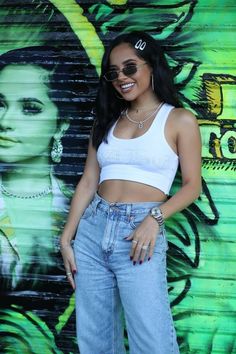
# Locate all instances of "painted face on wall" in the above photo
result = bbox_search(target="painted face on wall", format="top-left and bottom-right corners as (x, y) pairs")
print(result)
(0, 64), (59, 163)
(108, 43), (153, 102)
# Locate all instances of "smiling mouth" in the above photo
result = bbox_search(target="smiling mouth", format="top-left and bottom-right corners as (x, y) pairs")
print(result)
(0, 136), (19, 143)
(0, 136), (19, 147)
(120, 82), (135, 91)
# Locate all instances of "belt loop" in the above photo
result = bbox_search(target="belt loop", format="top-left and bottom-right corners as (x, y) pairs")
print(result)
(126, 203), (132, 218)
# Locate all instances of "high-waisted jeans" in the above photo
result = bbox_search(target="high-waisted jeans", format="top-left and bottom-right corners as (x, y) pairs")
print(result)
(73, 193), (179, 354)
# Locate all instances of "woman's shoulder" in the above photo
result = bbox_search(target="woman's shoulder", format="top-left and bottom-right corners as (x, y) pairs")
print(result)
(169, 107), (198, 131)
(171, 107), (196, 120)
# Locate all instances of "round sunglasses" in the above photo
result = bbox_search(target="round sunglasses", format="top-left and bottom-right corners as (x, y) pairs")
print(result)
(103, 62), (147, 82)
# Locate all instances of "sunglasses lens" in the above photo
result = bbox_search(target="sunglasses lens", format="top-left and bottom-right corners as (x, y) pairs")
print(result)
(123, 65), (137, 76)
(105, 71), (118, 81)
(104, 64), (139, 81)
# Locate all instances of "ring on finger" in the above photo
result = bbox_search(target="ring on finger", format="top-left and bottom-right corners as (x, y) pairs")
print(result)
(132, 240), (138, 244)
(141, 245), (149, 250)
(66, 272), (72, 277)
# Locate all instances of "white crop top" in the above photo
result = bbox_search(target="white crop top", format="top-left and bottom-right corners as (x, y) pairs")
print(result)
(97, 103), (179, 195)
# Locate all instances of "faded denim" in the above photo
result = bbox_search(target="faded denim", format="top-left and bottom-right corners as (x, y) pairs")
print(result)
(74, 193), (179, 354)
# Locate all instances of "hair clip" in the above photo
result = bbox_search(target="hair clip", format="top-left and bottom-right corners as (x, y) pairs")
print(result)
(134, 39), (146, 50)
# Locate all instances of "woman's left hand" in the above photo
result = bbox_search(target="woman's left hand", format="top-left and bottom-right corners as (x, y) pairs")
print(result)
(126, 215), (160, 264)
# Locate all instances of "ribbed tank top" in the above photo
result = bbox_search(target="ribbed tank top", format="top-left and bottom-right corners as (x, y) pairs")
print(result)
(97, 103), (179, 195)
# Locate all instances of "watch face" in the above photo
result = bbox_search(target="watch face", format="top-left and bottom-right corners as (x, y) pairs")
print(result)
(150, 207), (164, 227)
(151, 207), (161, 217)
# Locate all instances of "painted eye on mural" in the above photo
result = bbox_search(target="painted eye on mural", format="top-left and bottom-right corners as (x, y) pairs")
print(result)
(0, 98), (6, 111)
(22, 100), (43, 115)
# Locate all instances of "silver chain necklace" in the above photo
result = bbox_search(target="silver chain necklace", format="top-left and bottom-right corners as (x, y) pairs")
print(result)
(0, 183), (52, 199)
(125, 102), (163, 129)
(133, 105), (161, 113)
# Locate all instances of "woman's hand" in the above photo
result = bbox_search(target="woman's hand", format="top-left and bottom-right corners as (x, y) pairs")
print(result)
(60, 243), (77, 290)
(126, 215), (160, 264)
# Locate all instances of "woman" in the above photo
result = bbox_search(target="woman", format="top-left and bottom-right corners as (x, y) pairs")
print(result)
(0, 46), (84, 289)
(60, 31), (201, 354)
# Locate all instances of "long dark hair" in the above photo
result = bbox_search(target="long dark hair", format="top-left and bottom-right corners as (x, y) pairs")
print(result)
(92, 31), (183, 149)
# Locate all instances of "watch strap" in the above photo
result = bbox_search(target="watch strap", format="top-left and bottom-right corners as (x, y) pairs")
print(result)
(150, 207), (165, 231)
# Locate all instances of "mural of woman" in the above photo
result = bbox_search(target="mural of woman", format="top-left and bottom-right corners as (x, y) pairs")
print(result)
(0, 46), (82, 289)
(0, 1), (96, 352)
(0, 46), (92, 353)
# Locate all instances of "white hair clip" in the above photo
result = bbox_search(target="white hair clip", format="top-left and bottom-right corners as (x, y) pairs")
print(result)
(134, 39), (146, 50)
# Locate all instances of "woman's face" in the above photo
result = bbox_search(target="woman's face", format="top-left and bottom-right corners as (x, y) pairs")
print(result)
(108, 43), (153, 102)
(0, 64), (58, 163)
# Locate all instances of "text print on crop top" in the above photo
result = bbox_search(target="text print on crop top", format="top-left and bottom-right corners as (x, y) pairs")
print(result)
(97, 103), (179, 195)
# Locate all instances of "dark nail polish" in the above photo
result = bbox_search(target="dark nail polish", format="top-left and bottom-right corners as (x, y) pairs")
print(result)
(139, 260), (143, 265)
(133, 261), (136, 266)
(148, 257), (151, 261)
(130, 256), (133, 261)
(73, 269), (77, 274)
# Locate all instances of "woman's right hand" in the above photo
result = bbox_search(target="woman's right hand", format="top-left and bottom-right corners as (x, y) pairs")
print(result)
(60, 243), (77, 290)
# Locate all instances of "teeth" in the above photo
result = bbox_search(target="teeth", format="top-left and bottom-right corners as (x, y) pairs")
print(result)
(121, 83), (134, 89)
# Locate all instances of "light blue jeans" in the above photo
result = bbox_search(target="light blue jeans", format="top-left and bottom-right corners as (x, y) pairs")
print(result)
(73, 193), (179, 354)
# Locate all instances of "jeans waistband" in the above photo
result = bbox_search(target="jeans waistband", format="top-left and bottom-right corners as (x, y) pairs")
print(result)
(91, 193), (162, 217)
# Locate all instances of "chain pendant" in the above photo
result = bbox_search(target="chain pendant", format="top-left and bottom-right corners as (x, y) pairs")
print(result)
(138, 122), (144, 129)
(125, 102), (163, 130)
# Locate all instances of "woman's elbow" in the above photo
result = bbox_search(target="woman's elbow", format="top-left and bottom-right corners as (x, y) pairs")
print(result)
(191, 178), (202, 200)
(183, 177), (202, 201)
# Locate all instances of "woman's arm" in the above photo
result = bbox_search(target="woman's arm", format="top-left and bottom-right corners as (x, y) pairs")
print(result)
(60, 138), (100, 288)
(129, 109), (202, 263)
(160, 108), (202, 219)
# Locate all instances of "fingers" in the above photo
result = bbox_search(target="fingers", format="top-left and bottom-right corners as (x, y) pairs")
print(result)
(68, 256), (77, 275)
(130, 240), (150, 264)
(125, 232), (134, 241)
(66, 270), (76, 290)
(139, 243), (150, 264)
(60, 245), (77, 290)
(148, 239), (156, 260)
(130, 239), (137, 259)
(61, 245), (77, 271)
(128, 232), (157, 265)
(65, 262), (76, 290)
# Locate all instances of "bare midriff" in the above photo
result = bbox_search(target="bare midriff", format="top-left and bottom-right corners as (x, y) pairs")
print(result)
(98, 180), (167, 203)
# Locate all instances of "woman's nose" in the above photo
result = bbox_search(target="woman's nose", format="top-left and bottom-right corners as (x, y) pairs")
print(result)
(117, 70), (127, 80)
(0, 108), (13, 131)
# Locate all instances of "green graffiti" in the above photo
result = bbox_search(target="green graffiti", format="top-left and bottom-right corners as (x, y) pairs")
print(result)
(0, 0), (235, 353)
(55, 293), (75, 334)
(50, 0), (104, 75)
(0, 306), (63, 353)
(107, 0), (128, 5)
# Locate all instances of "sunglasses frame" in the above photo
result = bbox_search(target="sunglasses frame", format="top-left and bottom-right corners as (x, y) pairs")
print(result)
(103, 62), (147, 82)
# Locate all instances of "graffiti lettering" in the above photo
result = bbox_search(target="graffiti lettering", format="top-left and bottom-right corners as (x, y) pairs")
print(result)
(200, 124), (236, 159)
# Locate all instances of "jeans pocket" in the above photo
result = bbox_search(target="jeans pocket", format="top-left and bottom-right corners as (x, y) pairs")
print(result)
(129, 213), (146, 230)
(81, 203), (94, 220)
(154, 230), (168, 254)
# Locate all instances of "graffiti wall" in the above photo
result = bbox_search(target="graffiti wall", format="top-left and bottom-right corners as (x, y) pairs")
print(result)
(0, 0), (235, 353)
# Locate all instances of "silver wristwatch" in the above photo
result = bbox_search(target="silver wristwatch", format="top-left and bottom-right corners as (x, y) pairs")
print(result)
(149, 206), (164, 230)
